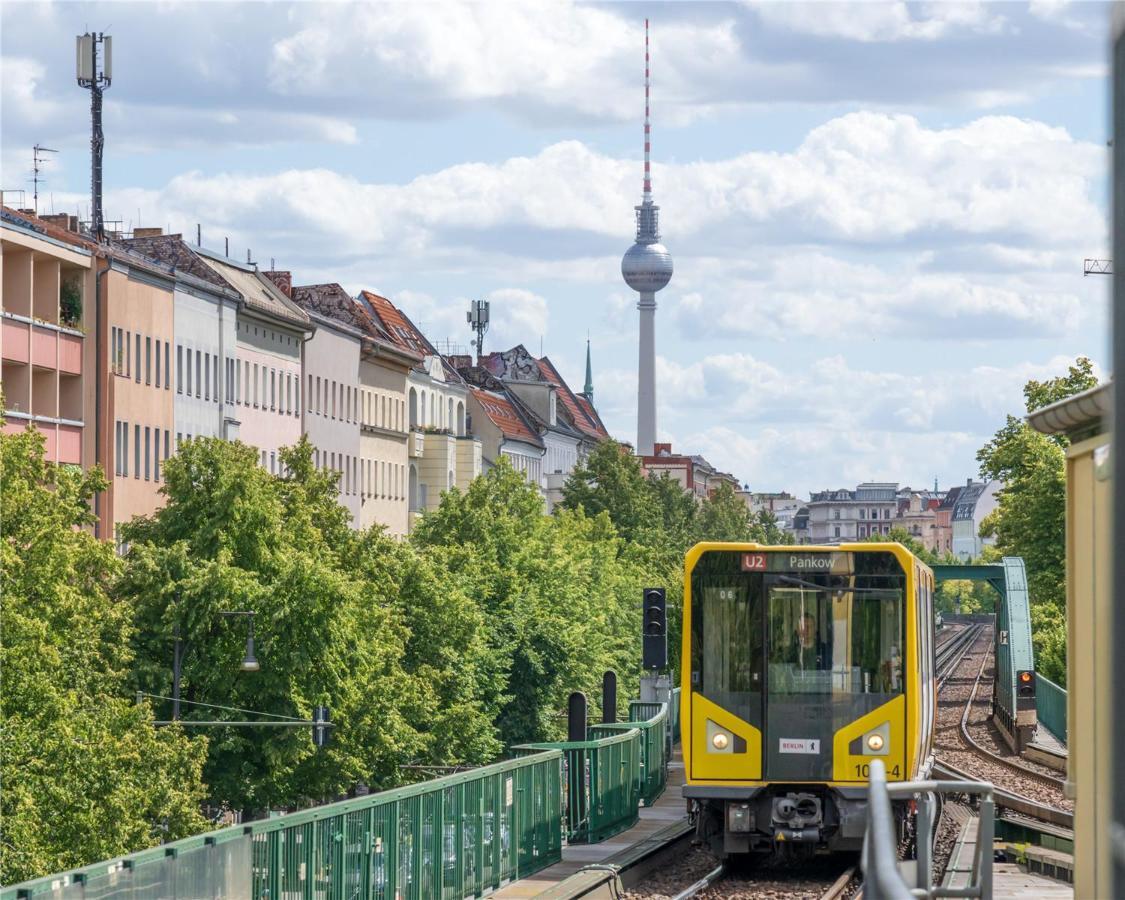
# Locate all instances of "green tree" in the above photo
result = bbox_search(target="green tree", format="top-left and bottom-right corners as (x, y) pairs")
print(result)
(1, 426), (207, 883)
(559, 441), (658, 545)
(119, 437), (423, 813)
(975, 357), (1097, 685)
(694, 481), (754, 542)
(414, 460), (647, 744)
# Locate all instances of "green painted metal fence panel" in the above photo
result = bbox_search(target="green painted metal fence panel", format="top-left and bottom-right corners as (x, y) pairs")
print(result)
(1035, 673), (1068, 744)
(515, 726), (643, 844)
(2, 752), (563, 900)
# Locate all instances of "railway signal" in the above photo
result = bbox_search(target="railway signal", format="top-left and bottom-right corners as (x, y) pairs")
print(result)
(642, 587), (667, 670)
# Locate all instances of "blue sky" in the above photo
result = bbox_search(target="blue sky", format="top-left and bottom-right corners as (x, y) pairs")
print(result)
(1, 1), (1112, 495)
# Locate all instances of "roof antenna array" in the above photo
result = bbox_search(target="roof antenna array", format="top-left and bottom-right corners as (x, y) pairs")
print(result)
(32, 144), (58, 214)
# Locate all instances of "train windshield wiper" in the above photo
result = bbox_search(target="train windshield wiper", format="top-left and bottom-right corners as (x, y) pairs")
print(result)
(775, 575), (900, 596)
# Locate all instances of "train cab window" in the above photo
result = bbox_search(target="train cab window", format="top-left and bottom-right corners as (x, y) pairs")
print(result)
(691, 558), (765, 730)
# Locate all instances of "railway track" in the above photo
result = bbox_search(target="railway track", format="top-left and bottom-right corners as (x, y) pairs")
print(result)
(934, 624), (1071, 817)
(623, 850), (859, 899)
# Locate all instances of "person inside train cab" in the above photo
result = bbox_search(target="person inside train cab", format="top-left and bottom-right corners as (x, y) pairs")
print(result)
(786, 611), (829, 671)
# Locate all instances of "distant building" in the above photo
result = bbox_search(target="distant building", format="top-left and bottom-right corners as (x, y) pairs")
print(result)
(639, 443), (739, 500)
(742, 491), (803, 533)
(951, 478), (1001, 560)
(288, 281), (420, 535)
(933, 486), (961, 556)
(358, 291), (480, 528)
(805, 482), (898, 544)
(466, 345), (609, 509)
(896, 490), (941, 552)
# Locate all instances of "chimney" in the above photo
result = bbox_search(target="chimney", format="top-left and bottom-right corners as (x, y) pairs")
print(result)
(39, 213), (70, 230)
(133, 226), (164, 238)
(653, 442), (672, 456)
(447, 354), (473, 371)
(263, 270), (292, 298)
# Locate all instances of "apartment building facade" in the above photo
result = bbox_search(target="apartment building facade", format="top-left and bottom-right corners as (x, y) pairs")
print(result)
(804, 482), (899, 544)
(358, 291), (480, 523)
(951, 479), (1001, 560)
(1, 209), (94, 468)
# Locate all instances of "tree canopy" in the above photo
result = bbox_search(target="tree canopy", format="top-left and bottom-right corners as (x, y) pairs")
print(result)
(1, 427), (208, 884)
(975, 357), (1097, 685)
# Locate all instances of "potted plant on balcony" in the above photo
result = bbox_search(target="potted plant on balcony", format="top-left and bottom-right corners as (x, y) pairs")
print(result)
(60, 279), (82, 328)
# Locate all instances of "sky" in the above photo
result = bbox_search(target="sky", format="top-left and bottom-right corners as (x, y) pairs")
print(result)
(1, 0), (1113, 496)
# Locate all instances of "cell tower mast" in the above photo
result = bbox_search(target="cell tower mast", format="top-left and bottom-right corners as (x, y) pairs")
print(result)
(621, 19), (673, 456)
(76, 32), (112, 241)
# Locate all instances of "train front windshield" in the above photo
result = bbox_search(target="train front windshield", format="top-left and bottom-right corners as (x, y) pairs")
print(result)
(691, 549), (906, 779)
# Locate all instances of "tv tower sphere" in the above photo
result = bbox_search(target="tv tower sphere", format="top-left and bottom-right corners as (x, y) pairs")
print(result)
(621, 240), (673, 294)
(622, 18), (672, 456)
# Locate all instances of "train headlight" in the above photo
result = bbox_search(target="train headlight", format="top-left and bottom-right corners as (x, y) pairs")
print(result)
(861, 721), (890, 757)
(706, 720), (734, 754)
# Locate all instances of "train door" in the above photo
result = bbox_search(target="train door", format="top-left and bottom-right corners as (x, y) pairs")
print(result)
(763, 576), (838, 781)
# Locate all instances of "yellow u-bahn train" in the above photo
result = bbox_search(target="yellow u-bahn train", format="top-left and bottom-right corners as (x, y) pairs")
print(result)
(680, 542), (935, 855)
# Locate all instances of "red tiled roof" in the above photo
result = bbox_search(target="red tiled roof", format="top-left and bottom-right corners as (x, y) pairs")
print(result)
(471, 387), (542, 446)
(359, 290), (435, 357)
(536, 356), (608, 441)
(574, 395), (609, 439)
(2, 206), (98, 252)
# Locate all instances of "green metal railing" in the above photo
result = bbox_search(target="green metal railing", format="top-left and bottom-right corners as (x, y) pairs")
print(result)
(1, 751), (563, 900)
(515, 726), (641, 844)
(1035, 672), (1068, 744)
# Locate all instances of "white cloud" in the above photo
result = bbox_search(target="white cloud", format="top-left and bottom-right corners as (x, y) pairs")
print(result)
(747, 1), (1006, 43)
(591, 351), (1102, 492)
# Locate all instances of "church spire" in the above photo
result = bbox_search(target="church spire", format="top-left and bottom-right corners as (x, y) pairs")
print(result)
(584, 338), (594, 402)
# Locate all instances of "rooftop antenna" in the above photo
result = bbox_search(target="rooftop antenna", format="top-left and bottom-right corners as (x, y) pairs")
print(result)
(225, 236), (229, 256)
(467, 299), (490, 364)
(31, 144), (58, 214)
(1084, 258), (1113, 276)
(197, 223), (202, 245)
(76, 32), (112, 241)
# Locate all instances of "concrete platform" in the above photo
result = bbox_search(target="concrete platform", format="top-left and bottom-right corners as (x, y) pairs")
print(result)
(945, 815), (1072, 899)
(493, 750), (687, 898)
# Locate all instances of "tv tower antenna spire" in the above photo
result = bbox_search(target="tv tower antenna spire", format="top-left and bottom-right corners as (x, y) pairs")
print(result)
(621, 17), (673, 456)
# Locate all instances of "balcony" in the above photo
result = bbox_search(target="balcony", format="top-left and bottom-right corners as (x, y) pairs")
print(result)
(408, 430), (425, 458)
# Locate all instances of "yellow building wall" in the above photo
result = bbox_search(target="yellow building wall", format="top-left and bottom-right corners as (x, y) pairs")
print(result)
(1066, 432), (1112, 900)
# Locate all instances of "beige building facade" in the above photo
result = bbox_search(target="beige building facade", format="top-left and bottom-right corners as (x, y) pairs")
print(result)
(1028, 382), (1112, 900)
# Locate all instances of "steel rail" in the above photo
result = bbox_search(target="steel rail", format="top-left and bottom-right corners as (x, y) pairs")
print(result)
(931, 759), (1073, 829)
(820, 864), (858, 900)
(669, 863), (726, 899)
(958, 641), (1067, 791)
(935, 622), (984, 689)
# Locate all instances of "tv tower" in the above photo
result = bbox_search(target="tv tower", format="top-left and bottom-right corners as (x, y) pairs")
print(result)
(621, 18), (672, 457)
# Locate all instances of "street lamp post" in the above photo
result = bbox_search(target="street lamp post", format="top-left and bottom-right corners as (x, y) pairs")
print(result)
(171, 605), (259, 722)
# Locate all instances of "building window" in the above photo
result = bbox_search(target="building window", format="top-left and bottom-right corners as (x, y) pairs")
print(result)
(145, 337), (152, 385)
(293, 377), (299, 415)
(165, 342), (170, 391)
(252, 365), (259, 407)
(195, 350), (202, 397)
(177, 345), (183, 393)
(834, 526), (840, 538)
(154, 428), (161, 481)
(134, 424), (141, 479)
(834, 509), (840, 520)
(204, 353), (210, 401)
(144, 427), (150, 481)
(884, 509), (891, 519)
(154, 339), (161, 388)
(270, 369), (276, 411)
(134, 333), (141, 383)
(308, 375), (314, 413)
(859, 509), (865, 519)
(185, 347), (192, 396)
(164, 430), (170, 466)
